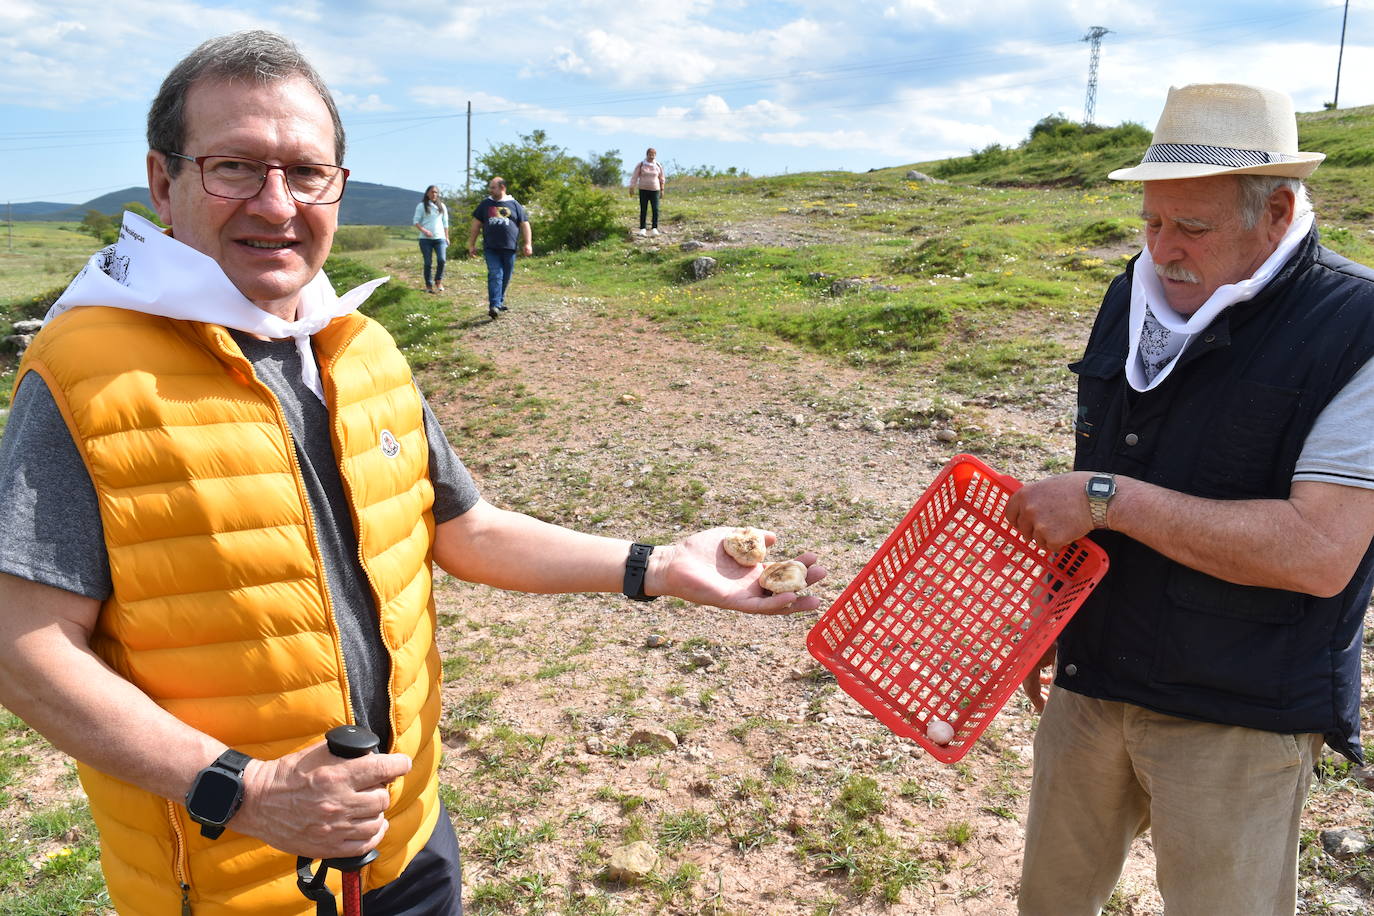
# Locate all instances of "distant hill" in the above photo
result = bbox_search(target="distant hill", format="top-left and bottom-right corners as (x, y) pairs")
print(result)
(6, 201), (77, 218)
(7, 180), (422, 226)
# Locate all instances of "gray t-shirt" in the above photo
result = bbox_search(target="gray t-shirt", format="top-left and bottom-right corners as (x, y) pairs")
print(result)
(1294, 356), (1374, 490)
(0, 331), (480, 749)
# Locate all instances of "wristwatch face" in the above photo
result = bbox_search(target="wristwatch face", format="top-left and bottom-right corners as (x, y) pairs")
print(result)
(189, 769), (242, 824)
(1087, 476), (1115, 498)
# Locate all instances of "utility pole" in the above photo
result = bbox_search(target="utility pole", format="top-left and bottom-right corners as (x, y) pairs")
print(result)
(466, 101), (472, 194)
(1082, 26), (1111, 125)
(1332, 0), (1350, 109)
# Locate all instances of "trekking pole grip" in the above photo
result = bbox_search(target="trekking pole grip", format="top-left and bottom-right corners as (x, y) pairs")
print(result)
(323, 725), (381, 871)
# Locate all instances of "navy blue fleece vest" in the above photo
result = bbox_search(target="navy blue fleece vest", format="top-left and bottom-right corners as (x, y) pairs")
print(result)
(1060, 229), (1374, 763)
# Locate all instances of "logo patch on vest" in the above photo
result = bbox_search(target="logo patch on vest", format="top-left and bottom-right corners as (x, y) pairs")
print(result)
(380, 429), (401, 458)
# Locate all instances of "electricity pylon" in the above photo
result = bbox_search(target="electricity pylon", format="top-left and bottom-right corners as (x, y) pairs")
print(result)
(1083, 26), (1111, 125)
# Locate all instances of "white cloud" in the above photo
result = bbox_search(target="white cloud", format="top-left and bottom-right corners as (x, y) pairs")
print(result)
(881, 0), (954, 23)
(583, 93), (805, 143)
(335, 92), (394, 112)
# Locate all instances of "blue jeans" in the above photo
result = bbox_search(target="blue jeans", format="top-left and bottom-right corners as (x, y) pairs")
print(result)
(418, 238), (447, 287)
(483, 247), (517, 308)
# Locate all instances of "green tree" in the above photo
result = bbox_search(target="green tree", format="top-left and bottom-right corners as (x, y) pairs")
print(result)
(122, 201), (165, 227)
(576, 149), (624, 187)
(79, 209), (116, 244)
(475, 129), (578, 201)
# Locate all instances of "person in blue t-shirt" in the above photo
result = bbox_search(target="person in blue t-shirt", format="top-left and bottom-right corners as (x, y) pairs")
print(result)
(466, 176), (532, 319)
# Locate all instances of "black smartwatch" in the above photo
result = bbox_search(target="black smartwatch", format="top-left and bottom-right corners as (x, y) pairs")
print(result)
(623, 542), (659, 602)
(185, 749), (252, 839)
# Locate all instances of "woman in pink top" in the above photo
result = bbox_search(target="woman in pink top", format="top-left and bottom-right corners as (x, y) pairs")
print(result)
(628, 148), (666, 236)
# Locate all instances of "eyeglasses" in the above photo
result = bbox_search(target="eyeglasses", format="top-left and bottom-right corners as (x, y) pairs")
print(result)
(167, 153), (349, 205)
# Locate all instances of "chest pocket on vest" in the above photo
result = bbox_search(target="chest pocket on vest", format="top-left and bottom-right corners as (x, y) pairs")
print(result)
(1069, 352), (1122, 462)
(1152, 563), (1302, 705)
(1190, 380), (1301, 498)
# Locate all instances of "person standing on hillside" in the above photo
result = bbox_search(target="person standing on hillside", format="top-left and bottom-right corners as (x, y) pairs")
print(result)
(466, 176), (532, 319)
(1005, 83), (1374, 916)
(628, 147), (666, 237)
(412, 184), (449, 293)
(0, 30), (826, 916)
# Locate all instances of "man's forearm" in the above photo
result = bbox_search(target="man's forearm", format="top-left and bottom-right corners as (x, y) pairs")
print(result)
(1007, 473), (1374, 597)
(1107, 477), (1374, 597)
(433, 500), (633, 594)
(0, 574), (223, 803)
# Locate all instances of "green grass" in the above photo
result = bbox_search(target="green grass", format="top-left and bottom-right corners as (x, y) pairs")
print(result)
(0, 799), (108, 915)
(1, 102), (1371, 915)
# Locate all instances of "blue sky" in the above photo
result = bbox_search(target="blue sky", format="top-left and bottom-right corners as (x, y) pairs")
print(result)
(2, 0), (1370, 205)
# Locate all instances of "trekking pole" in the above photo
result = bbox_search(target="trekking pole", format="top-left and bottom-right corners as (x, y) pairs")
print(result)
(296, 725), (381, 916)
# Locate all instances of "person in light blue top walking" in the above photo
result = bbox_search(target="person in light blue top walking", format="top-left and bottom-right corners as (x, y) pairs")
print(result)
(413, 185), (449, 293)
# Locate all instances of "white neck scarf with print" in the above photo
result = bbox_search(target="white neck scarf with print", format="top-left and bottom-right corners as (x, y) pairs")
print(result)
(45, 211), (389, 403)
(1126, 210), (1312, 392)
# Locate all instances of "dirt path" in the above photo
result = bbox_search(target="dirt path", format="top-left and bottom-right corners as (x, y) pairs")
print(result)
(418, 250), (1172, 915)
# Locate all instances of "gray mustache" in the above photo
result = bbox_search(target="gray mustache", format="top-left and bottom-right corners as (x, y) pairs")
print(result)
(1155, 262), (1200, 283)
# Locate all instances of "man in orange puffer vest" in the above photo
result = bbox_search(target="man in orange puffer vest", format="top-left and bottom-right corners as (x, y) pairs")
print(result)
(0, 30), (826, 916)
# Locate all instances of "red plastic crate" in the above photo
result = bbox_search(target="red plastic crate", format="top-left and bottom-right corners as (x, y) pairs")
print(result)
(806, 454), (1109, 763)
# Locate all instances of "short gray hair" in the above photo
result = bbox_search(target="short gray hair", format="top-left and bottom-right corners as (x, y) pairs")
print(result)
(147, 30), (345, 176)
(1235, 175), (1311, 229)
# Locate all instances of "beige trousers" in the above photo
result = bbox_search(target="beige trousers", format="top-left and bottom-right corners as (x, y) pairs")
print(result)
(1018, 687), (1323, 916)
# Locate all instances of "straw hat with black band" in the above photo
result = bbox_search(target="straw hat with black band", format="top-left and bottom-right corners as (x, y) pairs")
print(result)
(1108, 82), (1324, 181)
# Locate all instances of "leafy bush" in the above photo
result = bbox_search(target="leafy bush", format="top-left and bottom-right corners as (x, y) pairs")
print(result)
(476, 129), (579, 201)
(332, 226), (389, 252)
(931, 117), (1150, 185)
(667, 162), (750, 179)
(121, 202), (165, 227)
(933, 143), (1013, 178)
(536, 178), (620, 253)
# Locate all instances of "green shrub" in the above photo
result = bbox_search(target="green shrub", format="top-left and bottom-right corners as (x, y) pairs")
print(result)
(3, 286), (68, 323)
(536, 178), (619, 253)
(332, 226), (389, 252)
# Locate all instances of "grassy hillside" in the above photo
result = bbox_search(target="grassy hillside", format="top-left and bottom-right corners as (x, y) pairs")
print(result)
(0, 106), (1372, 914)
(4, 104), (1372, 423)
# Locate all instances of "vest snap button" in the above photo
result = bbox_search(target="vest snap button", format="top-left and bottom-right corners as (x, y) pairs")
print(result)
(1064, 664), (1078, 676)
(1204, 334), (1216, 343)
(1124, 433), (1139, 446)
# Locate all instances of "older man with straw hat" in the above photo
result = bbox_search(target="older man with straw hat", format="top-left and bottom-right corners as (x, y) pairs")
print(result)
(1006, 83), (1374, 915)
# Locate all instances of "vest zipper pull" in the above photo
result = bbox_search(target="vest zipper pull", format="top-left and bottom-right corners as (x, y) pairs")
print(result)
(181, 882), (192, 916)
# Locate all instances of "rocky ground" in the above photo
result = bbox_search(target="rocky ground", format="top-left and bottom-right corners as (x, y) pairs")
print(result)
(412, 229), (1374, 916)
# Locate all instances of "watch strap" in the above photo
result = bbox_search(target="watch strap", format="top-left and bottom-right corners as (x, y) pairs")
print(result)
(623, 542), (658, 602)
(215, 748), (252, 775)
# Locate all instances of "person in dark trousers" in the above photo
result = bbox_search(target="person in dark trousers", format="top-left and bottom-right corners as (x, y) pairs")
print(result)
(412, 185), (449, 293)
(0, 31), (827, 916)
(628, 147), (666, 236)
(466, 176), (531, 319)
(1006, 82), (1374, 916)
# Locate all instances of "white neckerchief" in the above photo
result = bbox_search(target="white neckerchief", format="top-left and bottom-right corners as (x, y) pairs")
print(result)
(1126, 211), (1313, 392)
(46, 211), (388, 403)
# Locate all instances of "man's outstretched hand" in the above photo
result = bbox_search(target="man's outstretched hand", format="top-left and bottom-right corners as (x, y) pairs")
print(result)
(646, 527), (827, 614)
